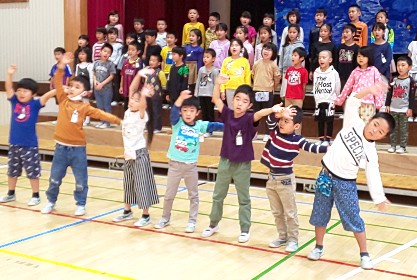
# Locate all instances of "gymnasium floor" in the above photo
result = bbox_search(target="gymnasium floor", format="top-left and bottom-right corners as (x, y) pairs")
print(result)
(1, 156), (417, 280)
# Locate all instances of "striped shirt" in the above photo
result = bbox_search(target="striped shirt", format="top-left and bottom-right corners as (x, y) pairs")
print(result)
(121, 58), (143, 97)
(261, 114), (327, 175)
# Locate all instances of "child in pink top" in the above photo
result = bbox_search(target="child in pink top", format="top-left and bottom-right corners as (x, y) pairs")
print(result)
(209, 23), (230, 69)
(236, 11), (257, 46)
(336, 46), (383, 123)
(235, 25), (254, 68)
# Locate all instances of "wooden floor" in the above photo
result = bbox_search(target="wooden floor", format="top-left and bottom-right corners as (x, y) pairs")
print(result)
(1, 157), (417, 280)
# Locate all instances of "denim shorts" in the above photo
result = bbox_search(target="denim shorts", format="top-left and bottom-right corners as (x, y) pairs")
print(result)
(8, 145), (41, 179)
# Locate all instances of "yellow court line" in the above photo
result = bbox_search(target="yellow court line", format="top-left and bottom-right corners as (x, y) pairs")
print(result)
(0, 249), (135, 280)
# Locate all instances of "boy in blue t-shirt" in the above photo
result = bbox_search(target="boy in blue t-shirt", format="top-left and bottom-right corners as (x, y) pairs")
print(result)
(49, 47), (72, 90)
(0, 65), (56, 206)
(154, 91), (223, 233)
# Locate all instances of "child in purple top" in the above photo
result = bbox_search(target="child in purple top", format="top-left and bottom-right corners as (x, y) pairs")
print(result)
(185, 29), (204, 92)
(201, 74), (283, 243)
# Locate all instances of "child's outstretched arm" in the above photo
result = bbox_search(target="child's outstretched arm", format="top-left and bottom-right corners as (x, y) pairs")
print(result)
(171, 90), (192, 125)
(55, 52), (74, 103)
(129, 67), (155, 99)
(5, 65), (17, 99)
(253, 103), (296, 122)
(39, 89), (57, 106)
(212, 74), (228, 113)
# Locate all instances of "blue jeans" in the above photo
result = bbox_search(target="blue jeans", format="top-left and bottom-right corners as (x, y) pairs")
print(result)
(46, 144), (88, 206)
(95, 87), (112, 125)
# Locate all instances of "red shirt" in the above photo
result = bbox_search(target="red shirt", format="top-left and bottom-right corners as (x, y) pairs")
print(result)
(285, 66), (308, 99)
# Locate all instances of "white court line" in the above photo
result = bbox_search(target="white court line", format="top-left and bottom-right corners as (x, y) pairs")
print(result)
(335, 237), (417, 280)
(0, 165), (7, 169)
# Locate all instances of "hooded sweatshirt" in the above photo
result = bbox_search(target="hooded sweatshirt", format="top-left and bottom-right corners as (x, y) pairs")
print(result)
(278, 40), (304, 74)
(312, 65), (341, 104)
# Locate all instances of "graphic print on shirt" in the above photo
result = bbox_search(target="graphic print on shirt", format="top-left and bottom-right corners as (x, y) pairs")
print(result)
(166, 50), (173, 65)
(199, 72), (213, 87)
(314, 76), (333, 95)
(392, 83), (408, 99)
(340, 128), (364, 166)
(287, 69), (301, 86)
(14, 103), (30, 122)
(174, 125), (199, 153)
(338, 49), (354, 64)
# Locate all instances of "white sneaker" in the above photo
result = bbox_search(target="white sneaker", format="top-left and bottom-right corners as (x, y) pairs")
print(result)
(396, 147), (406, 154)
(134, 216), (151, 227)
(111, 101), (118, 106)
(339, 114), (344, 119)
(0, 194), (16, 203)
(204, 132), (212, 137)
(201, 225), (219, 237)
(285, 241), (298, 252)
(154, 219), (170, 229)
(360, 255), (373, 270)
(262, 134), (269, 142)
(27, 197), (41, 206)
(51, 120), (57, 125)
(74, 205), (86, 216)
(269, 239), (287, 248)
(185, 223), (196, 233)
(112, 211), (134, 222)
(408, 117), (414, 122)
(95, 122), (103, 128)
(414, 117), (417, 122)
(387, 146), (396, 153)
(41, 202), (55, 214)
(96, 123), (109, 129)
(307, 247), (324, 260)
(238, 232), (250, 243)
(321, 141), (329, 147)
(315, 140), (323, 146)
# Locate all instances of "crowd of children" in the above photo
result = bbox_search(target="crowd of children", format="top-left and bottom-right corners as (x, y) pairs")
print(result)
(2, 4), (417, 272)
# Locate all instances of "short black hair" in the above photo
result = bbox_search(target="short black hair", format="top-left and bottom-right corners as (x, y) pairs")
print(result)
(241, 11), (252, 19)
(290, 105), (303, 124)
(78, 34), (89, 42)
(96, 27), (108, 35)
(16, 78), (38, 94)
(182, 95), (200, 110)
(315, 8), (327, 17)
(371, 112), (395, 134)
(101, 42), (113, 54)
(126, 32), (138, 41)
(216, 22), (228, 32)
(376, 9), (388, 20)
(373, 22), (386, 32)
(358, 46), (374, 66)
(133, 17), (145, 25)
(128, 41), (141, 51)
(150, 53), (162, 63)
(397, 55), (412, 66)
(172, 46), (186, 61)
(204, 48), (216, 58)
(234, 84), (254, 103)
(108, 27), (118, 35)
(263, 13), (275, 21)
(167, 31), (177, 38)
(349, 4), (361, 12)
(262, 42), (277, 61)
(209, 12), (220, 20)
(54, 47), (66, 54)
(287, 9), (301, 24)
(144, 29), (157, 37)
(156, 18), (167, 24)
(292, 47), (307, 59)
(73, 75), (90, 91)
(343, 23), (357, 34)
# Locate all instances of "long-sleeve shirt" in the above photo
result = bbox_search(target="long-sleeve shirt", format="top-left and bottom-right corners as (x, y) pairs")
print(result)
(184, 44), (204, 70)
(336, 43), (359, 82)
(371, 42), (393, 81)
(182, 22), (205, 46)
(54, 69), (121, 146)
(252, 59), (280, 92)
(195, 66), (219, 97)
(342, 21), (368, 47)
(167, 64), (189, 102)
(243, 40), (254, 68)
(385, 76), (416, 113)
(220, 56), (251, 92)
(278, 40), (304, 74)
(313, 65), (341, 104)
(371, 24), (394, 49)
(279, 26), (304, 56)
(336, 66), (383, 108)
(167, 105), (223, 163)
(323, 94), (387, 204)
(309, 41), (338, 72)
(209, 39), (230, 69)
(261, 114), (326, 175)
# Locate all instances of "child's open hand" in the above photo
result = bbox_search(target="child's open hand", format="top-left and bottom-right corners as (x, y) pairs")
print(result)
(61, 52), (74, 66)
(7, 64), (17, 75)
(368, 81), (388, 97)
(138, 67), (155, 78)
(142, 83), (155, 97)
(179, 90), (192, 100)
(216, 74), (229, 85)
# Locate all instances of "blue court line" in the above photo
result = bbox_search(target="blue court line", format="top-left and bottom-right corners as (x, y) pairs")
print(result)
(2, 168), (416, 220)
(0, 207), (122, 249)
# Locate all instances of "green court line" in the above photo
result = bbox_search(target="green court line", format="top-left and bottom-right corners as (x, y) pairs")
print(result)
(251, 220), (342, 280)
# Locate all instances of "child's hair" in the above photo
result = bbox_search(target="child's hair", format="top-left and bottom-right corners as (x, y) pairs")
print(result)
(156, 18), (167, 24)
(133, 17), (145, 25)
(258, 25), (272, 42)
(16, 78), (38, 94)
(236, 25), (248, 37)
(216, 22), (228, 32)
(287, 9), (301, 24)
(375, 9), (388, 20)
(150, 53), (163, 64)
(320, 23), (333, 40)
(284, 24), (300, 47)
(234, 84), (254, 103)
(397, 55), (412, 66)
(358, 46), (374, 66)
(172, 46), (186, 61)
(96, 27), (108, 35)
(228, 38), (248, 59)
(204, 48), (216, 58)
(108, 27), (118, 35)
(288, 106), (303, 124)
(78, 34), (89, 43)
(209, 11), (221, 20)
(126, 32), (138, 41)
(263, 13), (275, 21)
(101, 42), (113, 54)
(78, 47), (92, 63)
(262, 42), (278, 61)
(241, 11), (252, 19)
(372, 22), (386, 32)
(54, 47), (66, 54)
(371, 112), (395, 134)
(167, 31), (177, 38)
(349, 4), (361, 12)
(144, 29), (157, 37)
(107, 10), (119, 24)
(128, 41), (141, 52)
(182, 96), (200, 110)
(343, 23), (357, 34)
(188, 8), (199, 13)
(292, 47), (307, 59)
(315, 7), (327, 17)
(73, 75), (90, 91)
(190, 28), (203, 45)
(131, 91), (154, 145)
